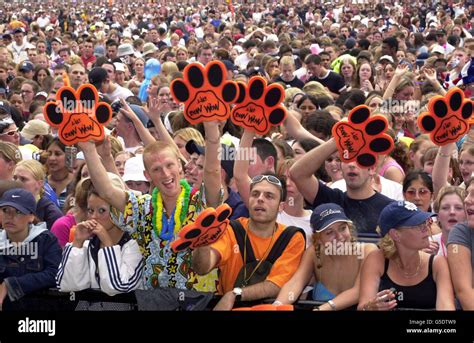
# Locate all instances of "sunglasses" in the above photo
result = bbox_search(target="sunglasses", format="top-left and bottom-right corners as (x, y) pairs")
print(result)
(404, 188), (431, 197)
(251, 174), (282, 188)
(1, 128), (18, 136)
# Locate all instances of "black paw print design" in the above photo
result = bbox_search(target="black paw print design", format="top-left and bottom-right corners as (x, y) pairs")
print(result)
(170, 61), (239, 125)
(417, 87), (473, 145)
(230, 76), (287, 135)
(171, 204), (232, 252)
(43, 84), (112, 144)
(332, 105), (394, 168)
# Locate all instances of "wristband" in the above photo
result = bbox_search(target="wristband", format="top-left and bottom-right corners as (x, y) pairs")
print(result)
(437, 152), (451, 158)
(327, 299), (337, 311)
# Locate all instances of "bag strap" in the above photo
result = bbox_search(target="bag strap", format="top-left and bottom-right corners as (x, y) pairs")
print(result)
(229, 220), (256, 264)
(266, 226), (306, 264)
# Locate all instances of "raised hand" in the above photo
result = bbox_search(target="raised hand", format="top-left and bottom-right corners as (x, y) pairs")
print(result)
(422, 68), (437, 84)
(148, 94), (172, 122)
(95, 135), (113, 160)
(394, 64), (409, 78)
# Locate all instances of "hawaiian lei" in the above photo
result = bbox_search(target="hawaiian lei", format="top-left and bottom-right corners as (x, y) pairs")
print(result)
(152, 179), (191, 241)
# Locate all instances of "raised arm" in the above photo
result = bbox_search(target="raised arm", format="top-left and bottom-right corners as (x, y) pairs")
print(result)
(78, 141), (127, 212)
(95, 135), (121, 177)
(422, 68), (447, 96)
(283, 109), (325, 144)
(432, 143), (455, 198)
(119, 100), (156, 147)
(448, 243), (474, 309)
(203, 120), (223, 208)
(233, 128), (254, 207)
(147, 96), (188, 163)
(383, 64), (409, 100)
(289, 138), (335, 204)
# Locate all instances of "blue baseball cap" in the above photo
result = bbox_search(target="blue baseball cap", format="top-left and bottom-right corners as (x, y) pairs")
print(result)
(19, 61), (35, 72)
(310, 203), (351, 233)
(129, 104), (149, 128)
(378, 201), (435, 236)
(0, 188), (36, 215)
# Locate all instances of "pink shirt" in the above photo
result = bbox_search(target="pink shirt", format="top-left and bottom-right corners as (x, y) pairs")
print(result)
(51, 213), (76, 248)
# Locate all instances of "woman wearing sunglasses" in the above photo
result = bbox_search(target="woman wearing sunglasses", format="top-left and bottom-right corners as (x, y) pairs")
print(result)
(358, 201), (455, 310)
(403, 171), (433, 212)
(0, 118), (20, 146)
(0, 118), (41, 162)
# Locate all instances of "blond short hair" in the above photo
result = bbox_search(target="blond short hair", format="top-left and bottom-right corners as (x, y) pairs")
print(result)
(143, 141), (180, 170)
(173, 127), (205, 146)
(0, 142), (21, 164)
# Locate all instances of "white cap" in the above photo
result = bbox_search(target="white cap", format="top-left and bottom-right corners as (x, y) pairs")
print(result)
(114, 62), (125, 73)
(431, 44), (446, 55)
(123, 155), (148, 182)
(379, 55), (395, 63)
(233, 45), (244, 54)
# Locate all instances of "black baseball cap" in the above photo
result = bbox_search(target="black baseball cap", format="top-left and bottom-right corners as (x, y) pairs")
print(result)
(185, 140), (235, 178)
(88, 67), (108, 89)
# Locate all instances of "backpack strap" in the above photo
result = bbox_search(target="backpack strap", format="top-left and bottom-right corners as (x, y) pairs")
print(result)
(229, 220), (256, 264)
(266, 226), (306, 265)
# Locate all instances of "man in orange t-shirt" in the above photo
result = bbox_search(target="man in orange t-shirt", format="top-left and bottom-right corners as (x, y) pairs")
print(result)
(192, 174), (306, 310)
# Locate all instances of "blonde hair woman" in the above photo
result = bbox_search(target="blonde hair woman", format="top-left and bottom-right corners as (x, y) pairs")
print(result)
(13, 159), (62, 230)
(338, 56), (357, 88)
(431, 186), (466, 257)
(302, 81), (331, 99)
(358, 201), (455, 310)
(173, 128), (205, 161)
(175, 47), (189, 62)
(274, 203), (377, 310)
(161, 61), (179, 81)
(0, 142), (21, 181)
(284, 87), (304, 109)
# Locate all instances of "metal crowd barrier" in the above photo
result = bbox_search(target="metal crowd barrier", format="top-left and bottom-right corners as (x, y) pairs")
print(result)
(5, 288), (435, 311)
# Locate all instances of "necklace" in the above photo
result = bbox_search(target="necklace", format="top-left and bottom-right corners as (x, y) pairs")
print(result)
(395, 253), (422, 279)
(152, 179), (191, 242)
(242, 223), (277, 286)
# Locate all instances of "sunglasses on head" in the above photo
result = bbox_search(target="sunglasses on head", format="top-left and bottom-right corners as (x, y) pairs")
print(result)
(251, 174), (282, 188)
